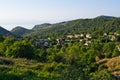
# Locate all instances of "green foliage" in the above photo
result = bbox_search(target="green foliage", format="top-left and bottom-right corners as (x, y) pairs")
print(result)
(103, 42), (116, 58)
(61, 67), (83, 80)
(66, 45), (80, 64)
(90, 69), (116, 80)
(112, 46), (120, 57)
(0, 35), (4, 42)
(5, 40), (36, 59)
(23, 16), (120, 38)
(11, 26), (29, 36)
(0, 42), (6, 55)
(3, 37), (15, 47)
(36, 48), (47, 61)
(89, 42), (104, 58)
(1, 20), (120, 80)
(0, 37), (15, 56)
(0, 72), (22, 80)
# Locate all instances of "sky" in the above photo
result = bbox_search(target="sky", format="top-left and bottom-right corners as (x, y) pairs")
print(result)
(0, 0), (120, 30)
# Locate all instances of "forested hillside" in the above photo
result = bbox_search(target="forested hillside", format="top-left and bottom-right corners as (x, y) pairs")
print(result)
(24, 16), (120, 38)
(0, 26), (12, 36)
(0, 16), (120, 80)
(11, 26), (29, 36)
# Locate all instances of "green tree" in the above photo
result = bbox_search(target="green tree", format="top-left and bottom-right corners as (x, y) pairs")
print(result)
(66, 45), (80, 64)
(86, 50), (96, 64)
(103, 42), (116, 58)
(5, 40), (36, 59)
(0, 35), (4, 42)
(90, 70), (116, 80)
(0, 42), (6, 55)
(0, 37), (15, 56)
(3, 37), (15, 47)
(37, 48), (47, 61)
(112, 46), (120, 57)
(89, 42), (103, 59)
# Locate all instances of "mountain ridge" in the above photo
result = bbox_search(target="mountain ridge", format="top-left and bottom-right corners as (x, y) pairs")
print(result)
(0, 26), (13, 36)
(32, 23), (51, 30)
(11, 26), (29, 36)
(0, 15), (119, 37)
(23, 15), (120, 38)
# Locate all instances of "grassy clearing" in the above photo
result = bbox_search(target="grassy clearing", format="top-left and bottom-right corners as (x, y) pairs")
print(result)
(98, 57), (120, 75)
(0, 57), (61, 80)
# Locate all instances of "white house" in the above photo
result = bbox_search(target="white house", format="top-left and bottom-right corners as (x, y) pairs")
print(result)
(86, 34), (92, 39)
(67, 35), (74, 38)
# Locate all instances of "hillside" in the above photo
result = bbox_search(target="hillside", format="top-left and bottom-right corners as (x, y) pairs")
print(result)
(11, 26), (29, 36)
(23, 16), (119, 38)
(1, 19), (120, 79)
(0, 26), (12, 36)
(0, 57), (58, 80)
(32, 23), (51, 30)
(98, 57), (120, 75)
(96, 15), (116, 19)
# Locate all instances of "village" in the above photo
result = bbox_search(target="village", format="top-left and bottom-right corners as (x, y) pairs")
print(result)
(32, 32), (120, 47)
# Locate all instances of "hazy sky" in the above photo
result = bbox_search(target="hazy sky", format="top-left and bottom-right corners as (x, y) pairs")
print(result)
(0, 0), (120, 30)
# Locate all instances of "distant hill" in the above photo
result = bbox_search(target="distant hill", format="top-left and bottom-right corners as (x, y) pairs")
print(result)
(23, 15), (119, 38)
(96, 15), (116, 20)
(11, 26), (29, 36)
(32, 23), (51, 30)
(6, 15), (120, 38)
(0, 26), (12, 36)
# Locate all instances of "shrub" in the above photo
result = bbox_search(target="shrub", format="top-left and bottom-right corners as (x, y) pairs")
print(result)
(5, 40), (36, 59)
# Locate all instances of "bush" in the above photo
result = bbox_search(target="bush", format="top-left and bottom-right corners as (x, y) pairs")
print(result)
(90, 69), (116, 80)
(5, 40), (36, 59)
(0, 72), (22, 80)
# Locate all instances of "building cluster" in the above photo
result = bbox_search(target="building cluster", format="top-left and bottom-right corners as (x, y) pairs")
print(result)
(32, 32), (120, 47)
(66, 34), (92, 46)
